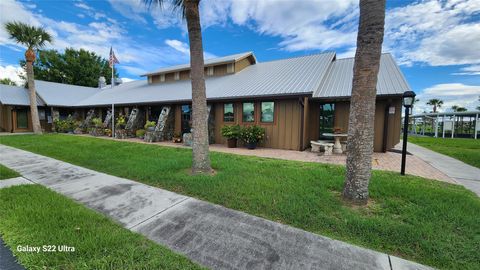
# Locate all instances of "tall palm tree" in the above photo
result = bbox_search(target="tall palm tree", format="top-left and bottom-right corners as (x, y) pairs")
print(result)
(426, 99), (443, 113)
(343, 0), (386, 205)
(451, 105), (467, 112)
(144, 0), (212, 174)
(5, 21), (52, 134)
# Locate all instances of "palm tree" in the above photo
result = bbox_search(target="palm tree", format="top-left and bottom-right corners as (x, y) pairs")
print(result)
(5, 21), (52, 134)
(451, 105), (467, 112)
(343, 0), (386, 205)
(426, 99), (443, 113)
(143, 0), (212, 174)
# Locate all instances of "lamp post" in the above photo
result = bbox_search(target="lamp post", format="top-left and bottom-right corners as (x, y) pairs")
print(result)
(401, 91), (416, 175)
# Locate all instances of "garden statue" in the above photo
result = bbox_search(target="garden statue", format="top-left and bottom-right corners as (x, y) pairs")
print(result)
(125, 108), (144, 137)
(103, 110), (112, 128)
(80, 109), (95, 129)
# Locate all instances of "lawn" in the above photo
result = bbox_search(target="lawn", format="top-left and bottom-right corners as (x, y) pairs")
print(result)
(0, 164), (20, 180)
(0, 184), (203, 270)
(409, 136), (480, 168)
(1, 134), (479, 269)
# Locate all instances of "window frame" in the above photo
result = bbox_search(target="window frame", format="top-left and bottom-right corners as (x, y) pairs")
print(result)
(260, 101), (275, 124)
(242, 102), (256, 123)
(223, 103), (235, 123)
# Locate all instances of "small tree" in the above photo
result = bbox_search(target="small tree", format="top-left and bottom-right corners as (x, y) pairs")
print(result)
(5, 21), (52, 134)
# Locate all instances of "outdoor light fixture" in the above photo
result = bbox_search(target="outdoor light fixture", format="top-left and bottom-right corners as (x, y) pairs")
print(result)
(401, 91), (416, 175)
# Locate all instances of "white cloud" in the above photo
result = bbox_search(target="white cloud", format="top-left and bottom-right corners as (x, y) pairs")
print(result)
(74, 1), (92, 11)
(385, 0), (480, 66)
(452, 65), (480, 75)
(165, 39), (189, 54)
(0, 65), (25, 86)
(120, 77), (135, 83)
(415, 83), (480, 113)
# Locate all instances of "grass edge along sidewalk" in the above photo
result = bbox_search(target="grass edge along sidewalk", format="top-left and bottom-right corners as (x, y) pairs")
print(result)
(1, 134), (480, 269)
(0, 184), (204, 270)
(0, 164), (20, 180)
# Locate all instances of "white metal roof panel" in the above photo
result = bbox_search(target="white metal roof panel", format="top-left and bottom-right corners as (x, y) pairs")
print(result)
(75, 52), (336, 106)
(0, 84), (45, 106)
(313, 53), (410, 98)
(34, 80), (101, 107)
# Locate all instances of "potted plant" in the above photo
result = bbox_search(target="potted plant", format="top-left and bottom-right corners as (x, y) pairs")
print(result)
(115, 115), (127, 139)
(89, 117), (104, 136)
(104, 128), (112, 137)
(136, 129), (146, 139)
(240, 125), (265, 149)
(172, 132), (182, 143)
(221, 125), (240, 148)
(144, 120), (156, 131)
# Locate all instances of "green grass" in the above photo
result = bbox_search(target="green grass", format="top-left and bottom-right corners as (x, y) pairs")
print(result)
(1, 134), (479, 269)
(0, 184), (203, 270)
(0, 164), (20, 180)
(409, 136), (480, 168)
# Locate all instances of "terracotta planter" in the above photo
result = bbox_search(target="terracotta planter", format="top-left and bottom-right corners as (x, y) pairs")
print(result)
(245, 142), (257, 150)
(227, 138), (237, 148)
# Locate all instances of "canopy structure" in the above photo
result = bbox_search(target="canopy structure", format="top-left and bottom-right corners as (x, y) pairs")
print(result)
(407, 111), (480, 139)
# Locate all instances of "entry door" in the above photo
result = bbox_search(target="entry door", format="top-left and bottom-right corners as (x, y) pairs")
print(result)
(181, 105), (192, 134)
(319, 103), (335, 139)
(16, 108), (29, 129)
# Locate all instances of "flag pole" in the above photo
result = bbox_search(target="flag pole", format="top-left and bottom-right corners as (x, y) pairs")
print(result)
(112, 103), (115, 138)
(111, 64), (114, 88)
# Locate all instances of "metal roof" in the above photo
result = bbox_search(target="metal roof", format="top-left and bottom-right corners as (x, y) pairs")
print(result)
(0, 84), (45, 106)
(76, 52), (336, 106)
(142, 51), (256, 76)
(34, 80), (101, 107)
(313, 53), (410, 98)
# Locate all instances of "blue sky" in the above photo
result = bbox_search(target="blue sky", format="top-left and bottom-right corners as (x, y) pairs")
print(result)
(1, 0), (479, 113)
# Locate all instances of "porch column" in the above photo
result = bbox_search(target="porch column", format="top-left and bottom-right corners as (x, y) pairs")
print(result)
(475, 113), (478, 140)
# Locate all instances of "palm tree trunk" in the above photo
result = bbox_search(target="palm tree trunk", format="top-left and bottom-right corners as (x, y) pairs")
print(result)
(26, 60), (42, 134)
(184, 0), (212, 174)
(343, 0), (385, 205)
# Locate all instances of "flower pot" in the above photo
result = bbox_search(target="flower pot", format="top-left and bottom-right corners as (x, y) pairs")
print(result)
(245, 142), (257, 150)
(227, 138), (237, 148)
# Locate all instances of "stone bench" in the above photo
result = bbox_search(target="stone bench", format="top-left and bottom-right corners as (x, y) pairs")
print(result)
(310, 140), (334, 155)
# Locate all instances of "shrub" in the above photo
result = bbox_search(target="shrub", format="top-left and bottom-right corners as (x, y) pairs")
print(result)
(136, 129), (146, 138)
(221, 125), (241, 139)
(115, 115), (126, 129)
(240, 125), (265, 144)
(91, 117), (103, 128)
(144, 121), (156, 130)
(53, 115), (77, 133)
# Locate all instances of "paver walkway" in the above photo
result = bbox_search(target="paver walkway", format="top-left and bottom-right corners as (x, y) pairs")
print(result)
(407, 142), (480, 196)
(0, 237), (26, 270)
(0, 145), (433, 270)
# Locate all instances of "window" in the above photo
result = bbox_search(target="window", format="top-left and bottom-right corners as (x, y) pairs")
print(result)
(261, 102), (274, 123)
(224, 103), (234, 122)
(16, 109), (28, 129)
(242, 102), (255, 122)
(181, 105), (192, 134)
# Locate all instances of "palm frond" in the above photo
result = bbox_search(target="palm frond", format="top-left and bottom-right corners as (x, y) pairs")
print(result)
(4, 21), (53, 49)
(142, 0), (186, 18)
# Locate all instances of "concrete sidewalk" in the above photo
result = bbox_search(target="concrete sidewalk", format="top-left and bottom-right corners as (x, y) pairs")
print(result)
(407, 142), (480, 196)
(0, 145), (432, 270)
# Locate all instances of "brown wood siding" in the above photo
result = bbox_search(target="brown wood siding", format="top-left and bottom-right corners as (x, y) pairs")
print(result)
(214, 99), (302, 150)
(174, 105), (181, 135)
(213, 64), (227, 76)
(234, 57), (252, 73)
(164, 73), (175, 82)
(0, 105), (12, 132)
(151, 75), (161, 83)
(180, 70), (190, 80)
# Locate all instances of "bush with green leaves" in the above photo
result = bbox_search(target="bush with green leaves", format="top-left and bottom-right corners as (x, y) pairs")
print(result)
(115, 115), (126, 129)
(136, 129), (146, 138)
(221, 125), (241, 139)
(144, 121), (156, 130)
(91, 117), (103, 128)
(53, 115), (77, 133)
(240, 125), (265, 144)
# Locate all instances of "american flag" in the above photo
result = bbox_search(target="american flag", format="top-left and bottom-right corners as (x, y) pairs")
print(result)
(109, 47), (119, 67)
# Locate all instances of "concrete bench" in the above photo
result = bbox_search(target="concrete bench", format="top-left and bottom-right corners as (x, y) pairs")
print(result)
(310, 141), (334, 155)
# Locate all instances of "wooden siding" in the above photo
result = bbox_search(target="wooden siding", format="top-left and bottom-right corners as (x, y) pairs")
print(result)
(234, 57), (253, 73)
(0, 105), (12, 132)
(213, 64), (228, 76)
(213, 99), (303, 150)
(164, 73), (175, 82)
(307, 98), (402, 152)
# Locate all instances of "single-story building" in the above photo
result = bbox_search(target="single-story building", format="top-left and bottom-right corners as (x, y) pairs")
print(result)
(0, 51), (410, 152)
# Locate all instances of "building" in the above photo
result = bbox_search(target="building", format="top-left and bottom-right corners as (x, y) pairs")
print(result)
(0, 51), (410, 152)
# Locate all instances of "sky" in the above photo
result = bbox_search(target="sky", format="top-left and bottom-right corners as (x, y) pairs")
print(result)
(0, 0), (479, 113)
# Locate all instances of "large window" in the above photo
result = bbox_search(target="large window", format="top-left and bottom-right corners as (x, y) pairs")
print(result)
(319, 103), (335, 139)
(16, 109), (28, 129)
(223, 103), (234, 122)
(242, 102), (255, 122)
(261, 102), (274, 123)
(181, 105), (192, 134)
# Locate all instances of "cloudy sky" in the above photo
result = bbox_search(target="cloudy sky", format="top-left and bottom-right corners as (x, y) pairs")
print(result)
(0, 0), (479, 113)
